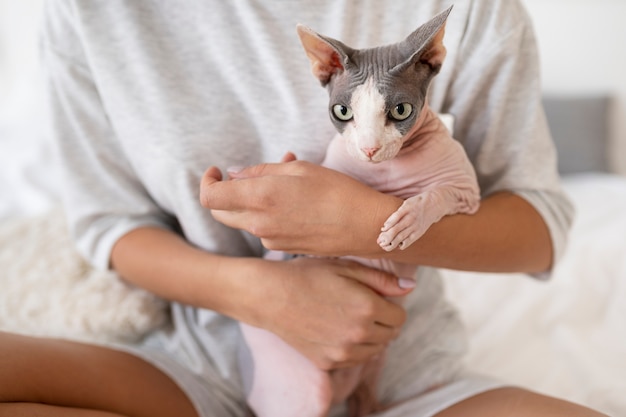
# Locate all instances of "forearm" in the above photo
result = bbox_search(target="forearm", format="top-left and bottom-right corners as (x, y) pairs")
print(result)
(203, 162), (553, 274)
(110, 227), (268, 326)
(109, 225), (413, 369)
(367, 191), (553, 274)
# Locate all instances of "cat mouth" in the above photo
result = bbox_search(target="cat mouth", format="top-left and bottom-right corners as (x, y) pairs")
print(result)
(360, 144), (402, 163)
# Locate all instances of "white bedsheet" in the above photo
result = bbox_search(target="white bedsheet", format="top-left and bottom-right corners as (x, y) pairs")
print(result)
(442, 173), (626, 416)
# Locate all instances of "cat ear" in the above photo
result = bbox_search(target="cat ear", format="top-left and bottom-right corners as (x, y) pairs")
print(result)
(296, 24), (353, 86)
(392, 6), (453, 75)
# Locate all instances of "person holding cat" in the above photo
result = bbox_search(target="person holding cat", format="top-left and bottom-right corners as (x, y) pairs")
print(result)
(0, 1), (607, 417)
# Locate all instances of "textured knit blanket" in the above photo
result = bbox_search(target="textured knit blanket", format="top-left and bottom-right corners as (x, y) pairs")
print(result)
(0, 207), (169, 344)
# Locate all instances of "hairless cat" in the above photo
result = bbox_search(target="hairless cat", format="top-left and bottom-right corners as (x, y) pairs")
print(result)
(239, 7), (481, 417)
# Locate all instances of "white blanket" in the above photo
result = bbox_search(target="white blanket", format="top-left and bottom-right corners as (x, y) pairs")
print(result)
(0, 207), (169, 343)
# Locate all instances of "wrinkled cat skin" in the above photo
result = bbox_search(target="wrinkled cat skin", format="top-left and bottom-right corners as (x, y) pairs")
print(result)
(240, 7), (481, 417)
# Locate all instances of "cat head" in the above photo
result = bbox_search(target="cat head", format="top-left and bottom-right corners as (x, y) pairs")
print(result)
(297, 6), (452, 162)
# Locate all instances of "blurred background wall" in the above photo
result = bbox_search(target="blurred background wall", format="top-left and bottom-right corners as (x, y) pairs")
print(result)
(0, 0), (52, 218)
(524, 0), (626, 175)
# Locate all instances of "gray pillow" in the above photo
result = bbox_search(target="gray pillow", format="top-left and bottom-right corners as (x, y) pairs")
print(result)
(543, 95), (611, 175)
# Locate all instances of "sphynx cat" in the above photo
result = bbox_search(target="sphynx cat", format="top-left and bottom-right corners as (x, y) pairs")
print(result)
(238, 7), (481, 417)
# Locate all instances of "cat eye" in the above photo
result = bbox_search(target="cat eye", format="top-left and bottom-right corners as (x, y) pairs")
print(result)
(332, 104), (353, 121)
(389, 103), (413, 121)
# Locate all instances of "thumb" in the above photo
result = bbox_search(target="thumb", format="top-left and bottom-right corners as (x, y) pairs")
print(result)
(349, 264), (416, 298)
(228, 159), (307, 180)
(199, 166), (223, 208)
(226, 162), (281, 180)
(226, 152), (300, 179)
(280, 151), (297, 163)
(202, 166), (223, 183)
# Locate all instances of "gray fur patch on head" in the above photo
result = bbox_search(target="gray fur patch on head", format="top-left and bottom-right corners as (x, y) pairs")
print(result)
(297, 7), (452, 161)
(326, 43), (433, 137)
(321, 6), (452, 136)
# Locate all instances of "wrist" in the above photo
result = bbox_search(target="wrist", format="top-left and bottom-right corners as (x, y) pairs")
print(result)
(211, 257), (284, 328)
(376, 192), (553, 273)
(358, 192), (403, 257)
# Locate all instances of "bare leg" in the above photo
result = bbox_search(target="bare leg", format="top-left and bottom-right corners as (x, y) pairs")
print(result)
(0, 331), (198, 417)
(434, 387), (608, 417)
(0, 403), (127, 417)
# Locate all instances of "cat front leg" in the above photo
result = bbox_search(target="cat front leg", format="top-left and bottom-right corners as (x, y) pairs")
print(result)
(377, 193), (433, 251)
(377, 186), (478, 251)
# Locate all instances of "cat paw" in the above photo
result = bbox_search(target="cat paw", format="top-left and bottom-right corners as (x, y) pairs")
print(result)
(377, 197), (428, 251)
(377, 227), (424, 252)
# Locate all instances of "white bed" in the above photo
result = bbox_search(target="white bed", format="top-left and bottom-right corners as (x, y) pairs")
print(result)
(437, 95), (626, 416)
(442, 173), (626, 416)
(1, 3), (624, 415)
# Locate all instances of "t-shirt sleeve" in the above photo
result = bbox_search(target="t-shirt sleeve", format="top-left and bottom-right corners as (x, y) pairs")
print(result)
(445, 1), (575, 278)
(42, 0), (176, 270)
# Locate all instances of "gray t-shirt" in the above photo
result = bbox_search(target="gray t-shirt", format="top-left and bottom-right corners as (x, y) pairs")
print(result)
(42, 0), (574, 411)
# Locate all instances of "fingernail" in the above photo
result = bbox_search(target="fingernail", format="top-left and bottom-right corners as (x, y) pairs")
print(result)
(398, 277), (416, 289)
(226, 166), (244, 175)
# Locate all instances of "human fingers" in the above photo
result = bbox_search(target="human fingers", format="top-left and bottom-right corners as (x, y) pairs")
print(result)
(332, 264), (410, 332)
(225, 153), (297, 180)
(284, 325), (390, 371)
(260, 258), (405, 369)
(199, 168), (266, 212)
(343, 318), (400, 347)
(340, 261), (415, 299)
(201, 166), (260, 213)
(280, 151), (297, 163)
(202, 160), (302, 212)
(199, 166), (228, 209)
(312, 340), (388, 370)
(227, 159), (312, 180)
(202, 166), (223, 183)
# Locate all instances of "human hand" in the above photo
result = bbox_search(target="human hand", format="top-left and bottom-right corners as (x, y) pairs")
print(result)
(252, 256), (413, 370)
(199, 158), (401, 257)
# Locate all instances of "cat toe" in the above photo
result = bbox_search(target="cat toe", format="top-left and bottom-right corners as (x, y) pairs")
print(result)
(377, 234), (398, 251)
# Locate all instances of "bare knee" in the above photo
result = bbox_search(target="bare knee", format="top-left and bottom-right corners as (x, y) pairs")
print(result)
(436, 387), (609, 417)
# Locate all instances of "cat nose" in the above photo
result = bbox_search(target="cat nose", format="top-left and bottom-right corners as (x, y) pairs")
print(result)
(361, 147), (380, 158)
